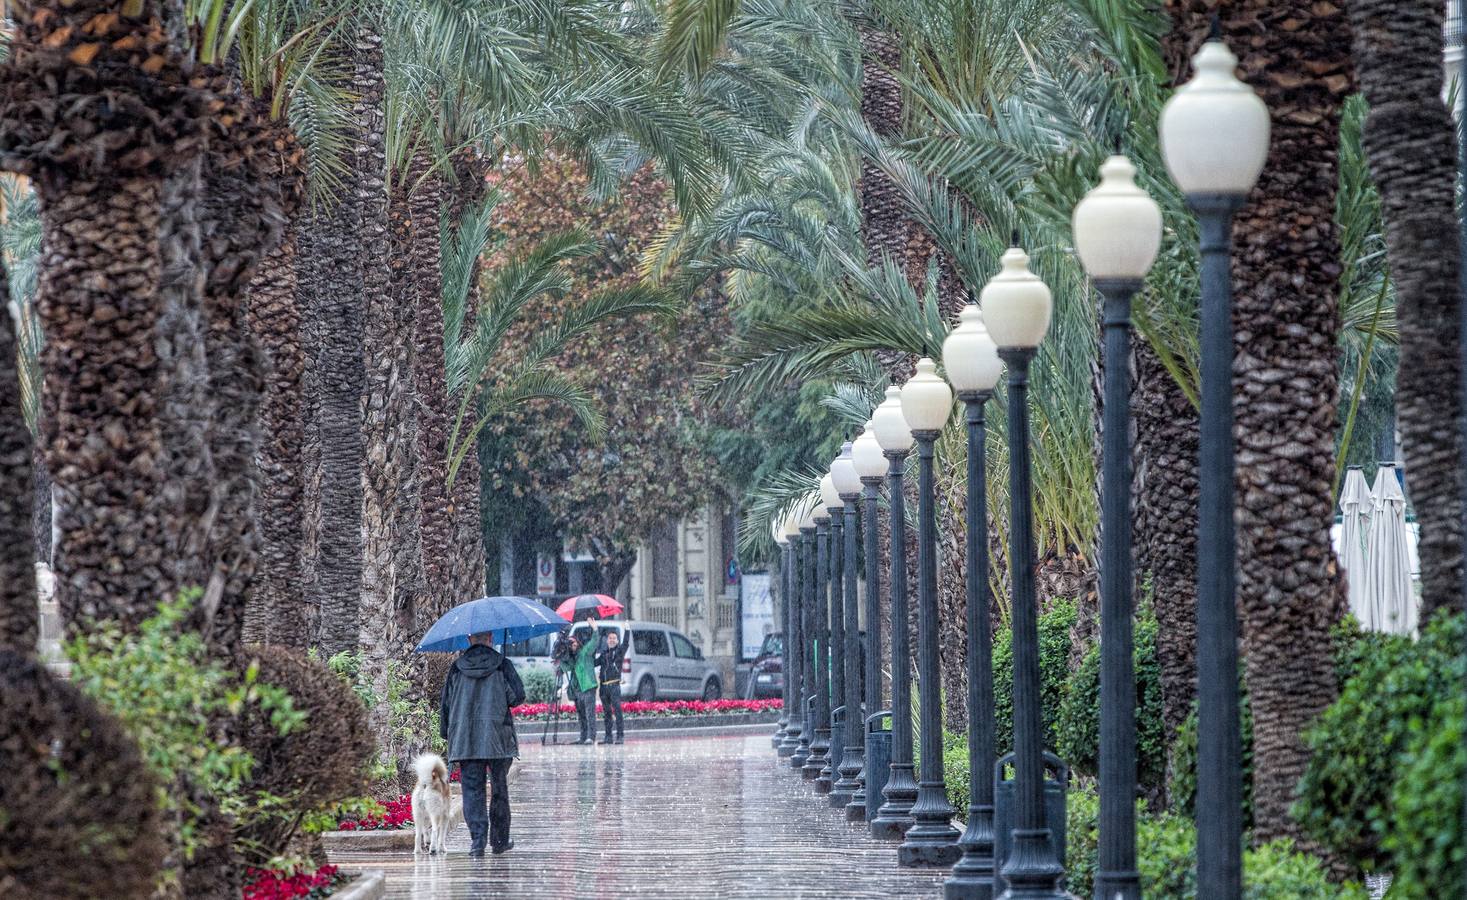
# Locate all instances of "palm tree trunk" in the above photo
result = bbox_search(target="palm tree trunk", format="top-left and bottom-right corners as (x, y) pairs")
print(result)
(1344, 0), (1463, 621)
(1, 253), (39, 654)
(447, 152), (490, 606)
(1132, 339), (1200, 748)
(1164, 0), (1354, 846)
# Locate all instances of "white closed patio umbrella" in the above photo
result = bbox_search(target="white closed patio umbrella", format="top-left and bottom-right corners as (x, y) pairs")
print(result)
(1360, 465), (1415, 635)
(1336, 466), (1372, 623)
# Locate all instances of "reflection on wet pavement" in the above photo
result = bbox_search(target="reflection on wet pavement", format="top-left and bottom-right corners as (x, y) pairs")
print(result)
(330, 732), (948, 898)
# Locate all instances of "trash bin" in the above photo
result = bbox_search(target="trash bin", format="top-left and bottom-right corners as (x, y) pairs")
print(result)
(993, 751), (1069, 894)
(864, 710), (892, 821)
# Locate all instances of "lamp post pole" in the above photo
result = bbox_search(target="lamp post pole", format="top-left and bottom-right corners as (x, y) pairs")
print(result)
(805, 511), (832, 782)
(1190, 194), (1245, 899)
(997, 347), (1065, 896)
(1095, 279), (1142, 900)
(774, 533), (791, 750)
(871, 447), (917, 838)
(898, 422), (961, 867)
(779, 522), (803, 757)
(946, 389), (997, 899)
(851, 463), (884, 821)
(835, 487), (865, 806)
(792, 523), (816, 769)
(823, 483), (846, 797)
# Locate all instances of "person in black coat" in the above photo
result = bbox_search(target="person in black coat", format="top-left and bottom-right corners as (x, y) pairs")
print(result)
(439, 632), (526, 856)
(594, 630), (627, 745)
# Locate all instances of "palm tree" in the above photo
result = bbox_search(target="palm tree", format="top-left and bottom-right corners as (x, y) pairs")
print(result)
(1343, 0), (1462, 621)
(1162, 0), (1355, 846)
(0, 1), (202, 632)
(1, 249), (37, 654)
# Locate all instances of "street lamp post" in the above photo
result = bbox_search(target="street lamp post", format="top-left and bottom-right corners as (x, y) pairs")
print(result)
(851, 424), (887, 821)
(774, 518), (792, 751)
(1073, 151), (1163, 900)
(805, 482), (834, 785)
(898, 358), (961, 868)
(941, 304), (1005, 899)
(833, 440), (866, 808)
(1160, 35), (1270, 900)
(793, 497), (819, 770)
(822, 468), (847, 797)
(870, 386), (918, 840)
(985, 239), (1064, 896)
(780, 511), (806, 758)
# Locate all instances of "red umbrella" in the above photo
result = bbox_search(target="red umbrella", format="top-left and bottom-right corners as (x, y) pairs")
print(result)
(555, 594), (625, 622)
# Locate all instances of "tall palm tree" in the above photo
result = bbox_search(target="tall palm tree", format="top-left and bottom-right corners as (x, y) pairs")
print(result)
(1, 251), (37, 654)
(0, 0), (206, 632)
(1162, 0), (1355, 845)
(1343, 0), (1462, 621)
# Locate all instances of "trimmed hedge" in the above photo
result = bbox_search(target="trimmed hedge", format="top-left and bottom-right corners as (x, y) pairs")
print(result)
(521, 667), (556, 705)
(992, 597), (1078, 759)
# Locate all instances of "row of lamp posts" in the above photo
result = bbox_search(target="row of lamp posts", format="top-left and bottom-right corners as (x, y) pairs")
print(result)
(767, 30), (1267, 900)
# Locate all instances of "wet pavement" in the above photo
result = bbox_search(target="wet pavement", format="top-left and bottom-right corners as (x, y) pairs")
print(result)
(329, 731), (949, 898)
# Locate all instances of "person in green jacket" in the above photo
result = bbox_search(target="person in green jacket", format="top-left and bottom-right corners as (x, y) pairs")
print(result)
(570, 623), (599, 744)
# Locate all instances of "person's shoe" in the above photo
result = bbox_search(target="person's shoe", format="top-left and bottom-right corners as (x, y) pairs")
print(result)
(468, 845), (486, 858)
(615, 735), (624, 744)
(491, 840), (515, 855)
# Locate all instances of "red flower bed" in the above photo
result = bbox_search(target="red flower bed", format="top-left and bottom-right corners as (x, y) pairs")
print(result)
(243, 864), (347, 899)
(335, 794), (412, 831)
(511, 698), (782, 720)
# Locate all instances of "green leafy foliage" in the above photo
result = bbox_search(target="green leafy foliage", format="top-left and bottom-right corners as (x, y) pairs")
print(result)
(326, 650), (444, 773)
(1385, 689), (1465, 897)
(992, 597), (1077, 759)
(67, 593), (304, 868)
(1167, 683), (1253, 830)
(1054, 603), (1167, 795)
(1066, 785), (1365, 899)
(1295, 614), (1462, 876)
(521, 667), (557, 705)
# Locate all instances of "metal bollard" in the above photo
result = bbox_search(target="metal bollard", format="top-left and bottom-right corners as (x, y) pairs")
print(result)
(864, 710), (893, 822)
(992, 751), (1069, 895)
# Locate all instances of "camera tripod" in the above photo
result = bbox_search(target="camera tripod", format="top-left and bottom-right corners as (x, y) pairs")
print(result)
(541, 669), (567, 745)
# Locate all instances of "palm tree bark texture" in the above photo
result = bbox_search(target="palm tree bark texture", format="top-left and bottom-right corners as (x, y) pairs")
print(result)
(447, 152), (490, 607)
(1, 252), (39, 654)
(1164, 0), (1354, 846)
(0, 1), (210, 633)
(1345, 0), (1463, 622)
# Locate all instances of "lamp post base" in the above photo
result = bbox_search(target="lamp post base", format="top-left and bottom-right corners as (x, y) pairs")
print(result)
(898, 780), (961, 868)
(870, 763), (918, 839)
(944, 804), (997, 900)
(779, 723), (803, 758)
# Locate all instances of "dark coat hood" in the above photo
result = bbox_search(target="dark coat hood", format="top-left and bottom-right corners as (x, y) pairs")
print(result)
(455, 644), (506, 679)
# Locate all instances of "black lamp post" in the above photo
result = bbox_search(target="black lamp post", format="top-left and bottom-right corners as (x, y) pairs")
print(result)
(870, 386), (917, 840)
(898, 357), (961, 868)
(851, 423), (887, 821)
(805, 500), (833, 784)
(792, 499), (818, 770)
(774, 519), (792, 751)
(779, 511), (805, 758)
(834, 442), (866, 808)
(1073, 152), (1163, 900)
(822, 468), (846, 797)
(941, 304), (1005, 898)
(1160, 35), (1270, 900)
(986, 241), (1065, 896)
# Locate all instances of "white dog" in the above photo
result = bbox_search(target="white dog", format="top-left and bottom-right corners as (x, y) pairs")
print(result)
(411, 753), (452, 855)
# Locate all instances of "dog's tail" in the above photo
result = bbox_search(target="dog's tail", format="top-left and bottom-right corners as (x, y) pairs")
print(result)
(414, 752), (448, 786)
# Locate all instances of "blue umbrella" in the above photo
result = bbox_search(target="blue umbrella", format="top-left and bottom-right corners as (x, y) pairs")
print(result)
(414, 596), (565, 653)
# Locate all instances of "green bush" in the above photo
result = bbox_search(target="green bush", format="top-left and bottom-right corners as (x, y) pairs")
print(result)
(327, 649), (444, 775)
(1066, 785), (1365, 899)
(521, 667), (557, 705)
(1054, 604), (1167, 794)
(1382, 686), (1465, 897)
(67, 593), (304, 890)
(1294, 615), (1457, 872)
(943, 729), (969, 816)
(1168, 680), (1253, 828)
(993, 597), (1077, 759)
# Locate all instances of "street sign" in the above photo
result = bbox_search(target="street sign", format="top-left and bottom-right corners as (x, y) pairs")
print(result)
(536, 554), (556, 596)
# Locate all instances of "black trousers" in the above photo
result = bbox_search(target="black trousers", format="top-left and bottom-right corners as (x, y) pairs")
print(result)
(600, 684), (624, 739)
(574, 687), (597, 740)
(459, 757), (512, 851)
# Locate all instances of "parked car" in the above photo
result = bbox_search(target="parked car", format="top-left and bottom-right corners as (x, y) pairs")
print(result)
(741, 632), (783, 699)
(508, 620), (722, 702)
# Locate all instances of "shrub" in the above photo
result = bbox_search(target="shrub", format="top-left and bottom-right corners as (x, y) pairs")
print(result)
(943, 729), (969, 816)
(0, 651), (168, 899)
(1054, 604), (1167, 795)
(1066, 785), (1364, 899)
(67, 593), (302, 892)
(233, 645), (376, 864)
(1294, 615), (1458, 872)
(326, 649), (443, 776)
(1168, 679), (1253, 828)
(521, 667), (557, 705)
(1382, 688), (1465, 896)
(993, 597), (1077, 759)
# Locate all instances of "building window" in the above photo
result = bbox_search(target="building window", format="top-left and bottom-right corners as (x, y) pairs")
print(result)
(651, 520), (678, 597)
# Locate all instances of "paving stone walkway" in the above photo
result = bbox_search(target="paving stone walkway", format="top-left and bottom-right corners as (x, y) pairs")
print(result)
(329, 731), (949, 899)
